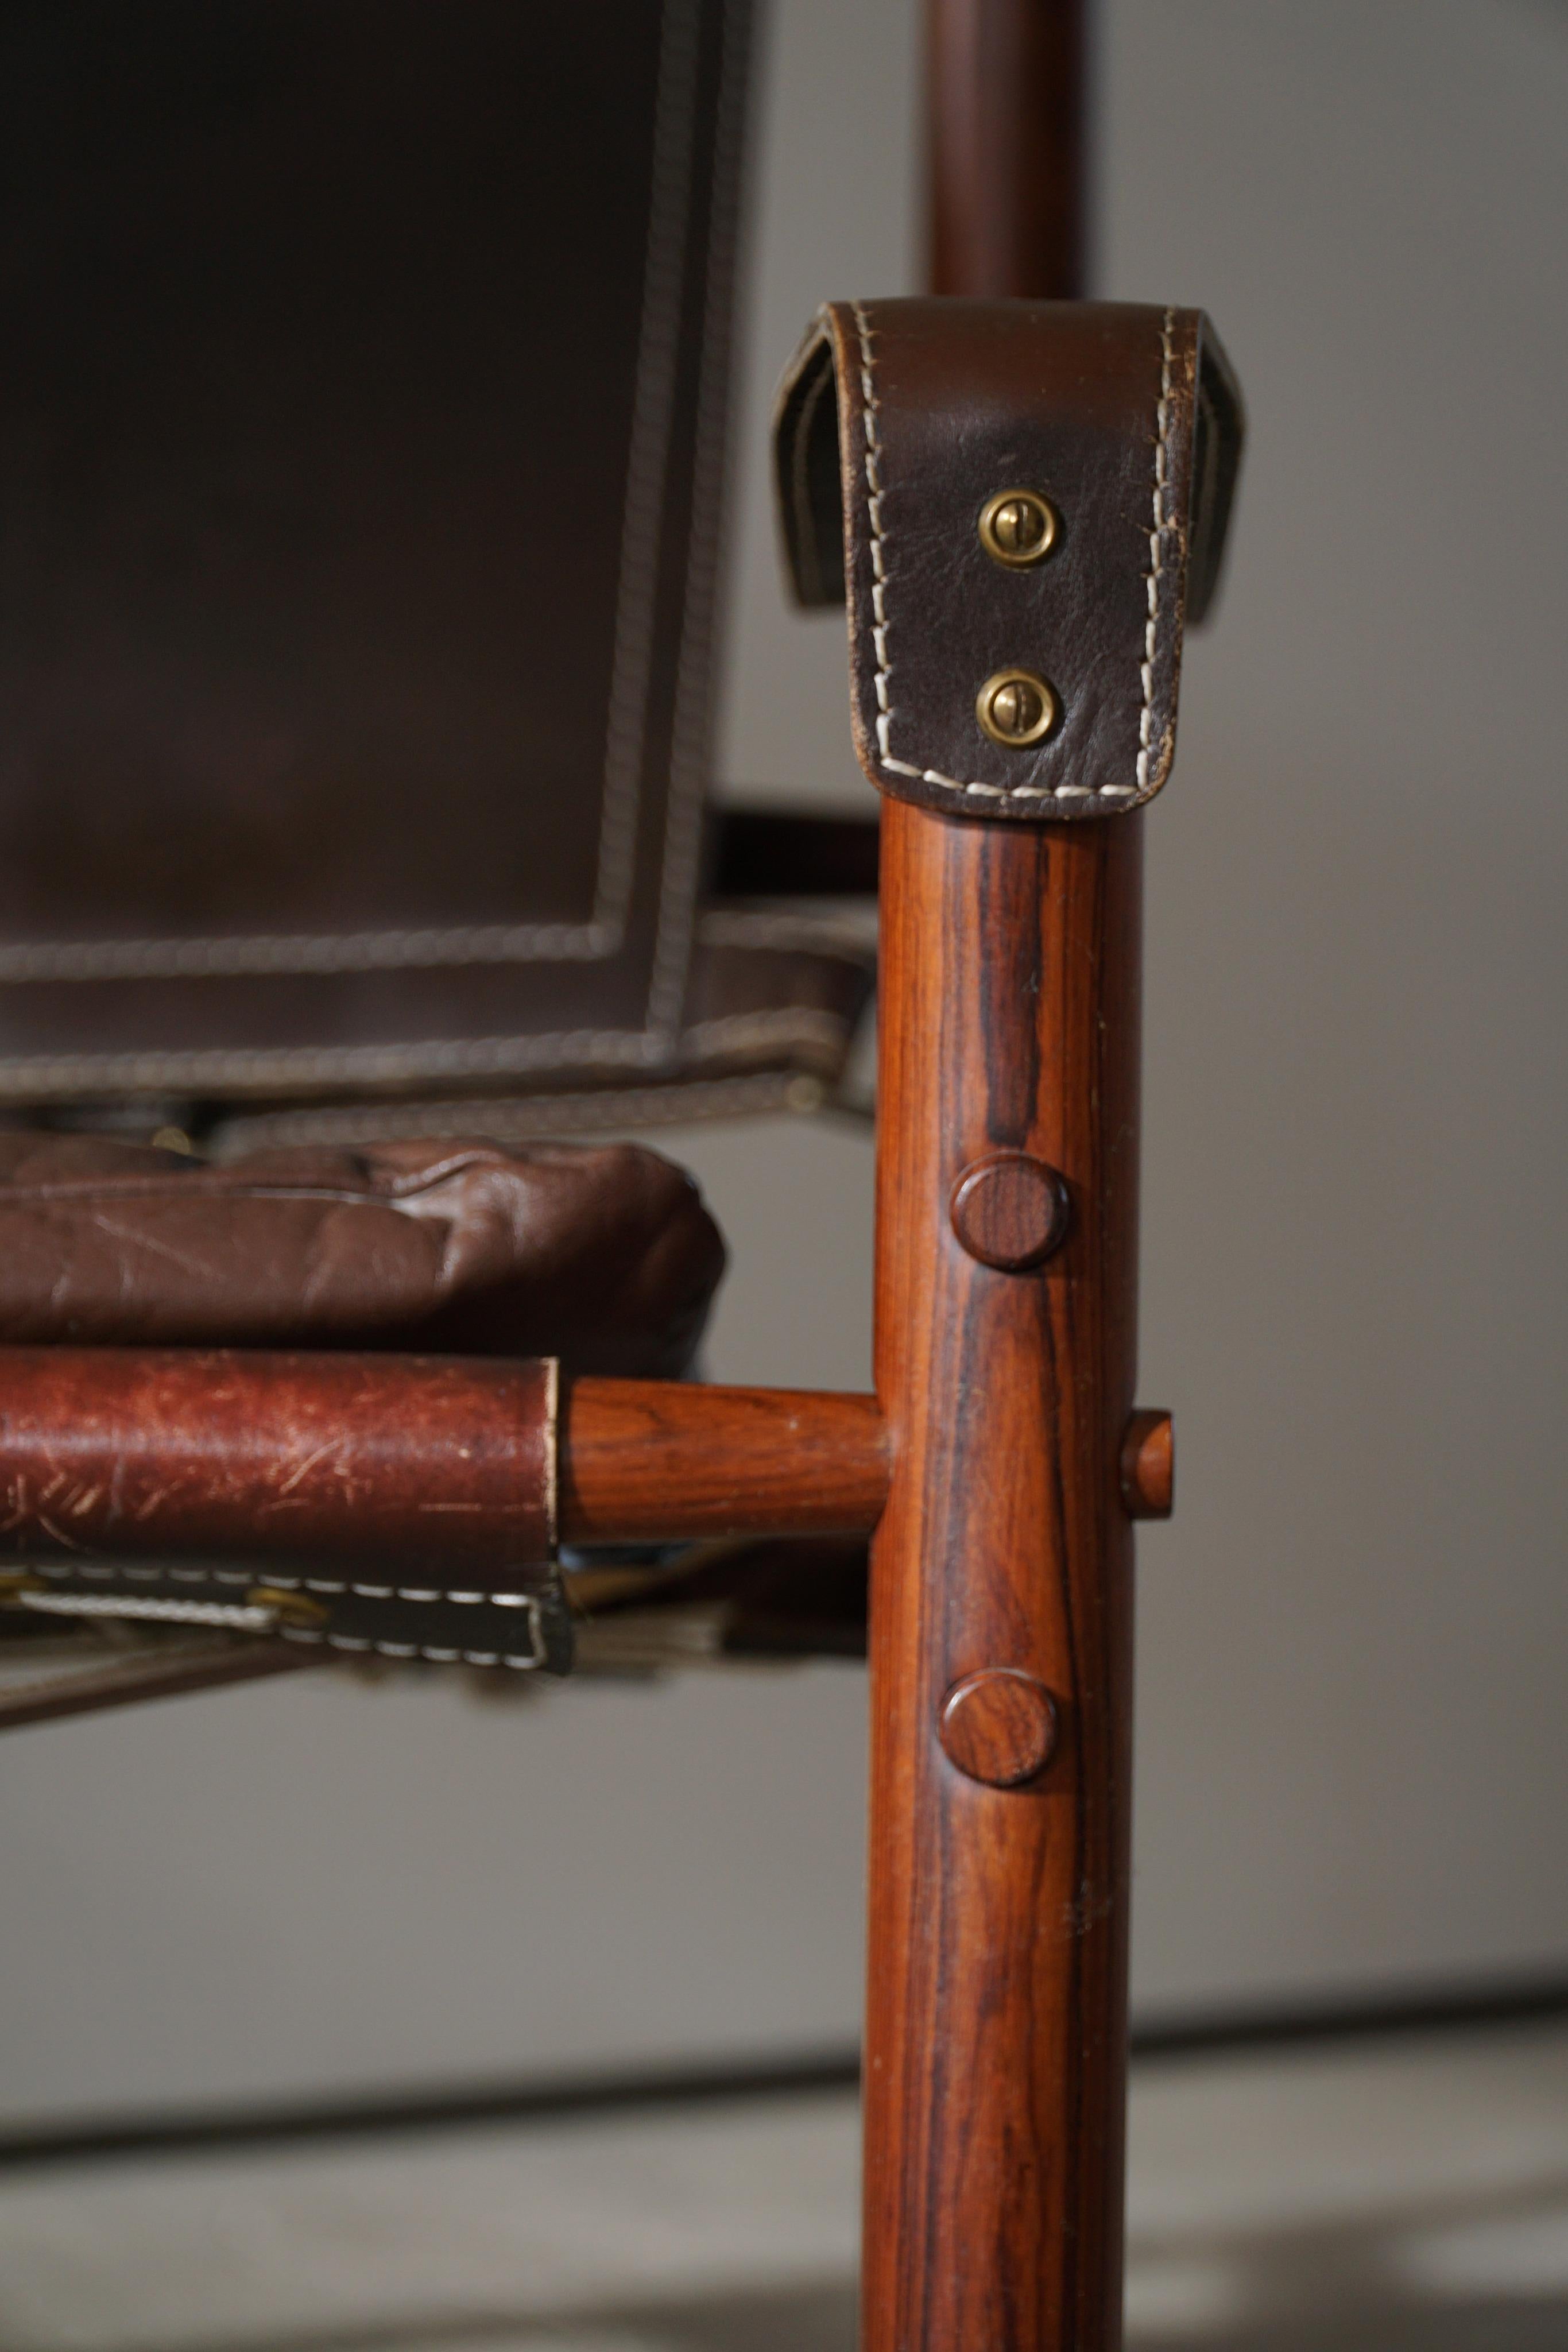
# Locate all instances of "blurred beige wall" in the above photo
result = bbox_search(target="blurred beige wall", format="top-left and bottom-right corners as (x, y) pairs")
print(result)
(0, 0), (1563, 2125)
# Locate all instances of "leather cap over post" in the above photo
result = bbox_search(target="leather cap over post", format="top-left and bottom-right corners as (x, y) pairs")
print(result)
(775, 299), (1244, 820)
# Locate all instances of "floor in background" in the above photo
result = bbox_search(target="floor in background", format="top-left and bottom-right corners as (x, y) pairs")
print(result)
(0, 2019), (1564, 2351)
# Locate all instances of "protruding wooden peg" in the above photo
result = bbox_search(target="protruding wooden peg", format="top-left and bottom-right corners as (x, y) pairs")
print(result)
(1120, 1409), (1174, 1519)
(939, 1668), (1059, 1788)
(949, 1150), (1071, 1271)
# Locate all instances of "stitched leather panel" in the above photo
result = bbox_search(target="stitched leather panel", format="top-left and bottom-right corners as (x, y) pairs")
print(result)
(0, 1134), (725, 1377)
(774, 297), (1244, 821)
(0, 931), (873, 1109)
(0, 0), (750, 1096)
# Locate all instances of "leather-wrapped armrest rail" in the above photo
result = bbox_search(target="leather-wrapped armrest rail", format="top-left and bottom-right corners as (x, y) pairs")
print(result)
(0, 1349), (571, 1673)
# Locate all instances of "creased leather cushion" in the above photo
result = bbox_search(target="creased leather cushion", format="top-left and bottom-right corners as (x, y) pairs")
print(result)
(0, 1135), (725, 1378)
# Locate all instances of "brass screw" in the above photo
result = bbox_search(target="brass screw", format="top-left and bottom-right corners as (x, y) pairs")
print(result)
(978, 488), (1059, 568)
(975, 668), (1059, 749)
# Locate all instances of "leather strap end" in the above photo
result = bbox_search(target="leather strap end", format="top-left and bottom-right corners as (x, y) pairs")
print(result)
(773, 297), (1244, 820)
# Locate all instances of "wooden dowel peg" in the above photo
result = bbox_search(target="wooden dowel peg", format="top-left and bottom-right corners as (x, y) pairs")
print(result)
(1120, 1409), (1174, 1520)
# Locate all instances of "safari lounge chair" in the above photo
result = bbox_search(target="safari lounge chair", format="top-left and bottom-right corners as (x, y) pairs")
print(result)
(0, 5), (1242, 2345)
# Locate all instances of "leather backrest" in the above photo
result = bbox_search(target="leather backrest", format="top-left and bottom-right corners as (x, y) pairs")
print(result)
(0, 0), (749, 1112)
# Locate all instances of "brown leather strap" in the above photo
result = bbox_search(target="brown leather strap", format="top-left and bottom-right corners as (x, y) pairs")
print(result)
(774, 298), (1243, 821)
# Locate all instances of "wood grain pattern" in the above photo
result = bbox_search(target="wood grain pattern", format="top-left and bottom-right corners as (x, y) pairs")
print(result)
(949, 1148), (1071, 1270)
(561, 1380), (888, 1544)
(927, 0), (1085, 300)
(864, 796), (1142, 2352)
(938, 1667), (1059, 1788)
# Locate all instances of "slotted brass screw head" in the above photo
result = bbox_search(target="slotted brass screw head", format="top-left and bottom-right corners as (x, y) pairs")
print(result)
(978, 488), (1059, 567)
(976, 667), (1059, 748)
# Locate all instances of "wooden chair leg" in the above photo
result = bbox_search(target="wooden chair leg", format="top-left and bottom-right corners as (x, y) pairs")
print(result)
(864, 797), (1143, 2351)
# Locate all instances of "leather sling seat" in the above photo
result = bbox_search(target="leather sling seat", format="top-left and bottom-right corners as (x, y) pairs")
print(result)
(0, 1132), (725, 1378)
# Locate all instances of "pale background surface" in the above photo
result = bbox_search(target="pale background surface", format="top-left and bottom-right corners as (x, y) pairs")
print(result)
(6, 2022), (1567, 2349)
(0, 0), (1563, 2122)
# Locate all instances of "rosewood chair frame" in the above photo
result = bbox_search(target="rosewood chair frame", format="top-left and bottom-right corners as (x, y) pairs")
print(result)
(0, 699), (1166, 2352)
(0, 6), (1206, 2347)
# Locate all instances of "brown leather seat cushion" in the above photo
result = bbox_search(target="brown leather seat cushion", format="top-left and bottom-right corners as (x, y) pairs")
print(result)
(0, 1134), (725, 1378)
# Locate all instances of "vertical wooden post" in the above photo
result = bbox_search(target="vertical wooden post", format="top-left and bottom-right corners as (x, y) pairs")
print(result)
(864, 798), (1141, 2351)
(927, 0), (1086, 300)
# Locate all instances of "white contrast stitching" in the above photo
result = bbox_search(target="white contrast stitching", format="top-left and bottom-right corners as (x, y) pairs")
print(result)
(594, 0), (704, 933)
(646, 0), (749, 1036)
(209, 1069), (830, 1154)
(5, 1568), (550, 1672)
(12, 1558), (549, 1614)
(850, 299), (1172, 804)
(678, 1007), (847, 1057)
(1136, 308), (1178, 794)
(0, 1029), (656, 1100)
(278, 1607), (545, 1673)
(0, 924), (618, 988)
(10, 1591), (277, 1633)
(0, 1002), (848, 1104)
(696, 910), (874, 954)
